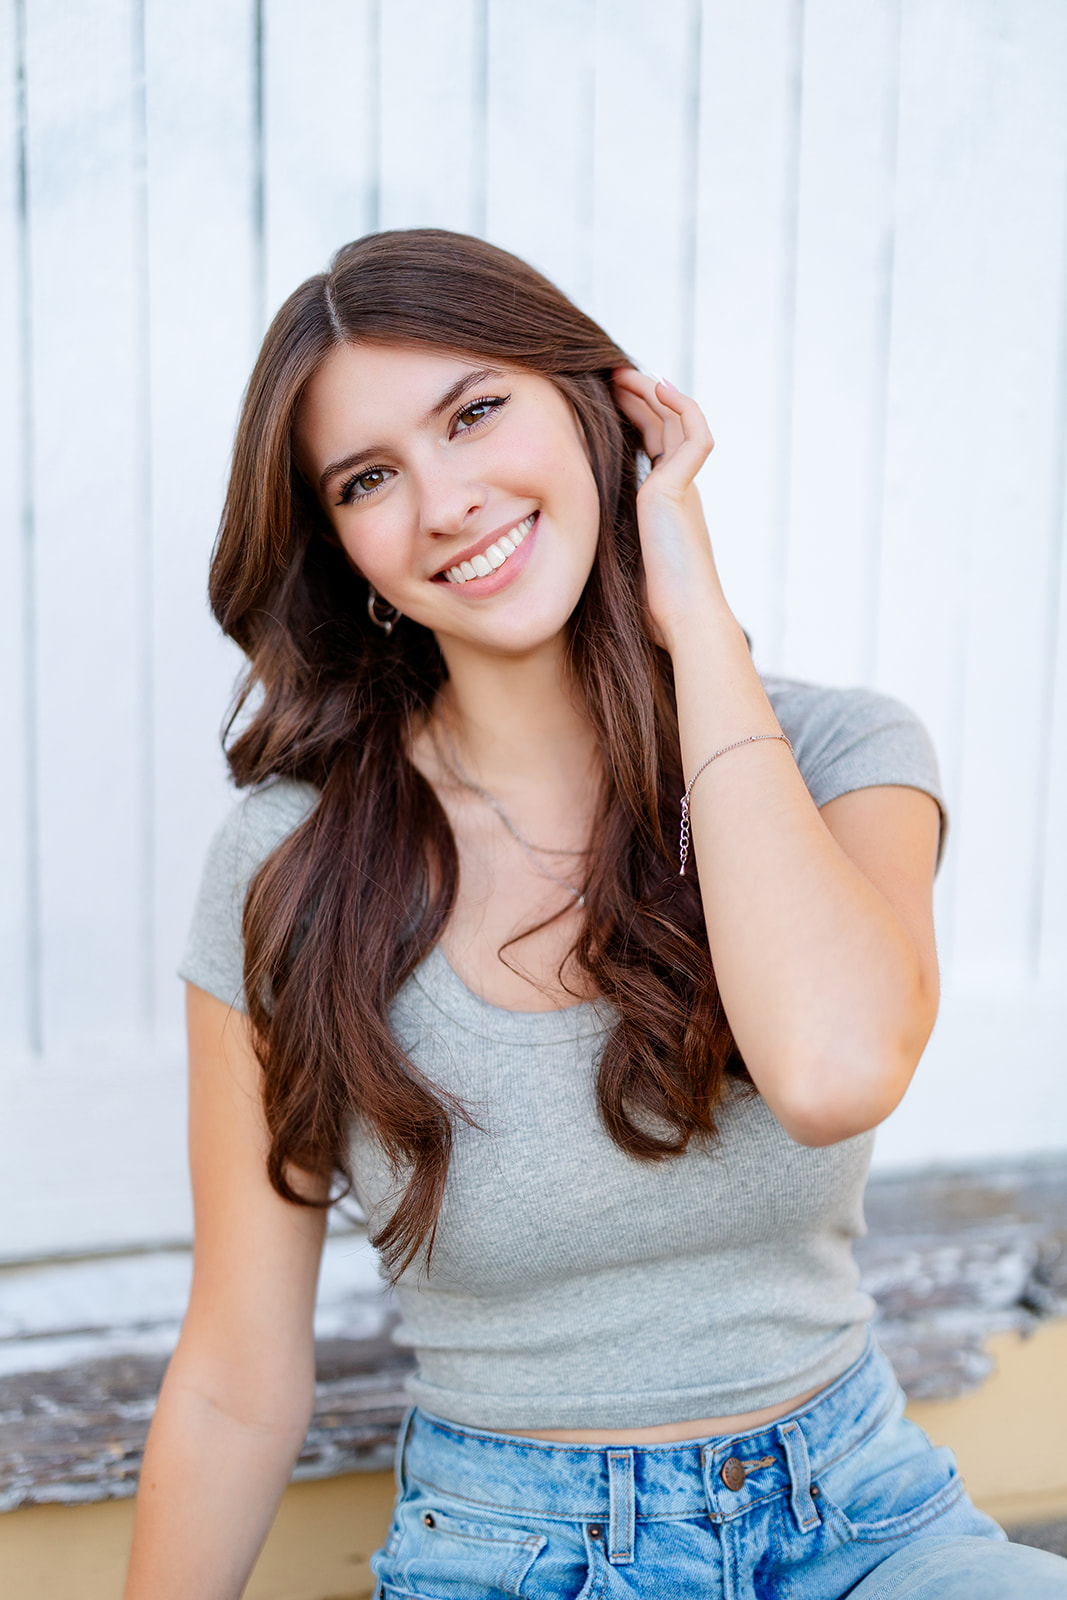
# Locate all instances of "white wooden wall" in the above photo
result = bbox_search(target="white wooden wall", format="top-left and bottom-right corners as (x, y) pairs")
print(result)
(2, 0), (1065, 1259)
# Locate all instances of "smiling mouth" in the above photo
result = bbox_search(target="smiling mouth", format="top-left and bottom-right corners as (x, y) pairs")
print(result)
(441, 512), (537, 584)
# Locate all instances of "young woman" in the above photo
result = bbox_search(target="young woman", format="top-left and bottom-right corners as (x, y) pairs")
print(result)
(125, 230), (1067, 1599)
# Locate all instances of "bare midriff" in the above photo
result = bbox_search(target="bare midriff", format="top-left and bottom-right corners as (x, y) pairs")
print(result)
(492, 1380), (829, 1446)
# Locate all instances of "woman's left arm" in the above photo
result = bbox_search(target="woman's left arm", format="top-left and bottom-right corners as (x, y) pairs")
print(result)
(613, 369), (941, 1146)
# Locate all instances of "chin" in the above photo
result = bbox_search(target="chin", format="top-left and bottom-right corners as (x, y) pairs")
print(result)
(438, 589), (585, 659)
(458, 625), (566, 661)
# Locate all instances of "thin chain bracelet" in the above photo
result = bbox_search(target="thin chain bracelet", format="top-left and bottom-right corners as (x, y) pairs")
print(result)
(678, 733), (794, 876)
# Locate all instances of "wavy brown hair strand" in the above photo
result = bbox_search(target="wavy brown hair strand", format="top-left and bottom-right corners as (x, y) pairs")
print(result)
(210, 230), (739, 1279)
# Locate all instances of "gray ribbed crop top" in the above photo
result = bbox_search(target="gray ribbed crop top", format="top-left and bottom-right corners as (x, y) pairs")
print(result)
(179, 677), (945, 1429)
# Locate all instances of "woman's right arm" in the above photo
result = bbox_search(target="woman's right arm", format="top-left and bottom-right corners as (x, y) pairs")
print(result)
(123, 984), (328, 1600)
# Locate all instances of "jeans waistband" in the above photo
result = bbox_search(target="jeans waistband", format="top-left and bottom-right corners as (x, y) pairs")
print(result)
(401, 1333), (900, 1530)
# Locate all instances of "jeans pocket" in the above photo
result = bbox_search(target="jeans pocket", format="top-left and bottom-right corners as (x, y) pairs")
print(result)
(379, 1492), (551, 1598)
(816, 1410), (966, 1545)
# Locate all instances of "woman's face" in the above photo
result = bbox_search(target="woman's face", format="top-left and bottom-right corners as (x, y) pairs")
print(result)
(296, 342), (602, 660)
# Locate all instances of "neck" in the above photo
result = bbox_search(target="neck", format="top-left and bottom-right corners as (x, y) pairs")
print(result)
(433, 633), (599, 795)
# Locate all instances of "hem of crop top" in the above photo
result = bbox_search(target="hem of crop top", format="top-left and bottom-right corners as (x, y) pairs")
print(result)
(478, 1376), (832, 1444)
(396, 1321), (871, 1433)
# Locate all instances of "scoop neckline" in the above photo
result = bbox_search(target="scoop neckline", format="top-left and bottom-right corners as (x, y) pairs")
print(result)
(410, 943), (615, 1044)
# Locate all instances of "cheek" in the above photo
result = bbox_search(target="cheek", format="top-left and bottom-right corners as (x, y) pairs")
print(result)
(334, 526), (370, 578)
(518, 426), (600, 539)
(575, 460), (602, 536)
(334, 507), (408, 582)
(556, 453), (602, 552)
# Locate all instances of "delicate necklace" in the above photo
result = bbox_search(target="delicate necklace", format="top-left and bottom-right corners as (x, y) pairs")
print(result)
(435, 721), (588, 909)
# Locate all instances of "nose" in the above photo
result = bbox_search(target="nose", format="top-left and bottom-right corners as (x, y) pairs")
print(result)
(413, 454), (486, 540)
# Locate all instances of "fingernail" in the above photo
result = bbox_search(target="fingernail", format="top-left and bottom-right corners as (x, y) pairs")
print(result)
(652, 373), (679, 392)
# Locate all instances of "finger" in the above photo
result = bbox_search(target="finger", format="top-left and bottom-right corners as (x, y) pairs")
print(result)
(652, 382), (687, 460)
(611, 370), (666, 457)
(641, 380), (714, 490)
(616, 369), (694, 459)
(613, 366), (674, 424)
(651, 378), (714, 451)
(613, 388), (666, 460)
(613, 369), (714, 484)
(612, 367), (689, 463)
(639, 374), (703, 473)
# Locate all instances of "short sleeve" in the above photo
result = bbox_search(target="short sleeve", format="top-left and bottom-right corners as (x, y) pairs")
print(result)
(178, 778), (319, 1012)
(762, 676), (948, 867)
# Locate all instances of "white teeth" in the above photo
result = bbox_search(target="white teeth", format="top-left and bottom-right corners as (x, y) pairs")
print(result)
(444, 513), (537, 584)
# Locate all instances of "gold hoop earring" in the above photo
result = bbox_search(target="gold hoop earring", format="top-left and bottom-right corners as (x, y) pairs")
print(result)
(366, 584), (401, 636)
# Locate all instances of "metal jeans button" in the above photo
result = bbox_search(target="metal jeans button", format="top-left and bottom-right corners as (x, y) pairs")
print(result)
(720, 1456), (747, 1491)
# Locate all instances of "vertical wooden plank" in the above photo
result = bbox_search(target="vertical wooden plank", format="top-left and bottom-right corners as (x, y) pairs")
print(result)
(483, 0), (595, 309)
(25, 0), (144, 1045)
(1, 1038), (192, 1258)
(781, 0), (900, 688)
(378, 0), (486, 234)
(692, 0), (802, 662)
(1037, 357), (1067, 989)
(879, 0), (1067, 986)
(874, 2), (975, 977)
(262, 0), (378, 314)
(590, 0), (701, 381)
(946, 0), (1067, 988)
(873, 990), (1067, 1170)
(0, 0), (31, 1055)
(144, 0), (258, 1034)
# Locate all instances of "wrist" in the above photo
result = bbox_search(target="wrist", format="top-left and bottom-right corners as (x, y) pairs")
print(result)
(667, 602), (780, 760)
(661, 591), (749, 662)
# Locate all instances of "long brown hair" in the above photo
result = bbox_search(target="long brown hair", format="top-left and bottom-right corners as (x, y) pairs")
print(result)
(211, 230), (739, 1278)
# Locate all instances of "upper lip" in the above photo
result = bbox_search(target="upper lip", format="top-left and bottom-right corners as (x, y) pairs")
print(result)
(432, 512), (535, 578)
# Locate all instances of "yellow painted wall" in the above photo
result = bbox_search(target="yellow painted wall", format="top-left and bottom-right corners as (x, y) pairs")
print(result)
(908, 1320), (1067, 1527)
(0, 1472), (397, 1600)
(3, 1322), (1065, 1600)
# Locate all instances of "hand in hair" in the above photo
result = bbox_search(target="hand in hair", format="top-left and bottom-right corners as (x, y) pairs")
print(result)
(611, 367), (726, 652)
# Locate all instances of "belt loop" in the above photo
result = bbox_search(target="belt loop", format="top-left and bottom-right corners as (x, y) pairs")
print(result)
(776, 1420), (820, 1532)
(607, 1448), (635, 1564)
(394, 1405), (417, 1496)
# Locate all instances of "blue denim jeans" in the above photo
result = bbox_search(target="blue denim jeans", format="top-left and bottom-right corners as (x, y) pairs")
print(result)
(370, 1335), (1067, 1598)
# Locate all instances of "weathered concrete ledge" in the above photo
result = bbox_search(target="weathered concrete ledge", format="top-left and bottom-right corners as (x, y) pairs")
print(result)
(0, 1328), (413, 1513)
(2, 1156), (1065, 1513)
(855, 1156), (1067, 1398)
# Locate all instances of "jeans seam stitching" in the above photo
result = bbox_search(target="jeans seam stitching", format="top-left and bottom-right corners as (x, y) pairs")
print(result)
(840, 1473), (967, 1543)
(808, 1393), (900, 1479)
(404, 1468), (602, 1521)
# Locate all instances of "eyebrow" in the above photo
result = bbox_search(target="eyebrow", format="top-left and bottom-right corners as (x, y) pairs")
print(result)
(317, 365), (504, 494)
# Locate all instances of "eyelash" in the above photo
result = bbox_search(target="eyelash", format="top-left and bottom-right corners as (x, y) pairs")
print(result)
(336, 393), (511, 506)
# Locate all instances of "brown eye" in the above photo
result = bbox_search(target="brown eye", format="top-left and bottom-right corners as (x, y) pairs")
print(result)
(452, 395), (509, 435)
(338, 466), (392, 506)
